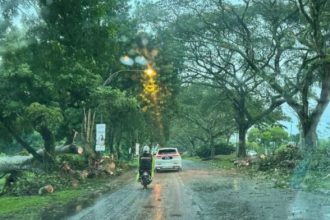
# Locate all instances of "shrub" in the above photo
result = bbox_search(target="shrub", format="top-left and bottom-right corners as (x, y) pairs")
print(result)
(308, 149), (330, 172)
(258, 144), (303, 171)
(196, 143), (235, 158)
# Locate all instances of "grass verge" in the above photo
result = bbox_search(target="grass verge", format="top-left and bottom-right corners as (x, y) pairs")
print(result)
(185, 154), (236, 169)
(0, 189), (85, 220)
(0, 165), (136, 219)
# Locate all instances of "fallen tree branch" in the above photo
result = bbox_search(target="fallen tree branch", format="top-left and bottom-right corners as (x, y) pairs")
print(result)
(0, 144), (84, 174)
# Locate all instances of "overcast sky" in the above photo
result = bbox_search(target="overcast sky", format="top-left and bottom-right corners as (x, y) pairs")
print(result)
(281, 104), (330, 139)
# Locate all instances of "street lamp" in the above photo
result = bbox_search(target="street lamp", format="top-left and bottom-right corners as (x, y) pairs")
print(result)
(103, 69), (142, 86)
(103, 61), (156, 86)
(144, 65), (156, 77)
(103, 55), (152, 86)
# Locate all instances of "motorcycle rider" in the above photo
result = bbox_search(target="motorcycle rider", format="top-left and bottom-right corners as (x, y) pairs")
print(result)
(137, 145), (153, 182)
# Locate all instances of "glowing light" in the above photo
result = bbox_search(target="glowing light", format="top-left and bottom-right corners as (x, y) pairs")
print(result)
(144, 66), (156, 77)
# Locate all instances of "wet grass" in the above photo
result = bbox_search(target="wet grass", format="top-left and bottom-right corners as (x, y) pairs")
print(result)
(128, 158), (139, 167)
(301, 171), (330, 192)
(0, 177), (4, 191)
(186, 154), (236, 169)
(182, 156), (201, 161)
(206, 154), (236, 169)
(0, 189), (84, 220)
(0, 165), (133, 219)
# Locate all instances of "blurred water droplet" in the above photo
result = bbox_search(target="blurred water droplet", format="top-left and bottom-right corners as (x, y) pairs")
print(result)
(120, 56), (134, 66)
(135, 56), (147, 65)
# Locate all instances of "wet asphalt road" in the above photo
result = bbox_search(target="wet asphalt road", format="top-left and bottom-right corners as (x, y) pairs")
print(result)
(67, 160), (330, 220)
(68, 160), (201, 220)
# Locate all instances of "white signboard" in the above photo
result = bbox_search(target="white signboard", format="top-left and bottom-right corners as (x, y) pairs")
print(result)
(135, 143), (140, 156)
(95, 124), (106, 151)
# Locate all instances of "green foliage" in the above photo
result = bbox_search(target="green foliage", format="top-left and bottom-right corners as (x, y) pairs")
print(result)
(248, 126), (289, 151)
(307, 149), (330, 172)
(26, 103), (63, 132)
(258, 145), (303, 171)
(57, 154), (87, 170)
(0, 0), (137, 162)
(196, 143), (235, 158)
(2, 172), (70, 196)
(168, 85), (236, 156)
(318, 139), (330, 150)
(246, 142), (262, 152)
(204, 154), (237, 169)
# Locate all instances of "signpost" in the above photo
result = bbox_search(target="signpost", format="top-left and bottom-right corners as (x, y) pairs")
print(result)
(95, 124), (106, 152)
(135, 143), (140, 156)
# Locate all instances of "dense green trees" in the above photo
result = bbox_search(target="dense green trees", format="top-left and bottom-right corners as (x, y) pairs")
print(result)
(0, 0), (329, 164)
(169, 85), (236, 158)
(135, 0), (330, 156)
(248, 126), (289, 153)
(0, 0), (181, 166)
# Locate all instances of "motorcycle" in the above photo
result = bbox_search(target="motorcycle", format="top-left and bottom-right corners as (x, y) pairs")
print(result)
(141, 170), (152, 189)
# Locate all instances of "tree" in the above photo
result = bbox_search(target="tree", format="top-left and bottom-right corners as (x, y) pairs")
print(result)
(170, 85), (236, 158)
(248, 126), (289, 153)
(140, 0), (288, 156)
(92, 87), (142, 159)
(0, 0), (136, 165)
(203, 0), (330, 152)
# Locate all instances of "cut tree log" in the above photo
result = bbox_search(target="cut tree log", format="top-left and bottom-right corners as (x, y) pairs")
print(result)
(38, 184), (54, 195)
(37, 144), (84, 155)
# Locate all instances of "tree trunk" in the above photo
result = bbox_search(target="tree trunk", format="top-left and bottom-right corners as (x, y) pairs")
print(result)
(115, 135), (122, 160)
(300, 120), (318, 152)
(234, 94), (248, 157)
(82, 108), (96, 158)
(40, 127), (56, 167)
(108, 129), (115, 153)
(0, 118), (43, 162)
(238, 126), (247, 157)
(210, 136), (215, 159)
(65, 129), (78, 145)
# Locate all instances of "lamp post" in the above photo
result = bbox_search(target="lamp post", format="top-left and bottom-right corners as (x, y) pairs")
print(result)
(103, 69), (142, 86)
(103, 65), (156, 86)
(103, 55), (153, 86)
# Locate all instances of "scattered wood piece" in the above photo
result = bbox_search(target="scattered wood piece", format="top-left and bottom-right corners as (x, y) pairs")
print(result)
(38, 184), (54, 195)
(71, 179), (79, 188)
(234, 160), (250, 167)
(79, 170), (89, 180)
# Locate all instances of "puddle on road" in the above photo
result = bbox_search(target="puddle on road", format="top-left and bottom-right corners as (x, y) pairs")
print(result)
(191, 181), (234, 193)
(144, 205), (155, 209)
(170, 213), (183, 217)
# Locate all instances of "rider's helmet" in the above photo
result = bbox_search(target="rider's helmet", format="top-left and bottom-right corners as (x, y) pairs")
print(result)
(143, 145), (150, 153)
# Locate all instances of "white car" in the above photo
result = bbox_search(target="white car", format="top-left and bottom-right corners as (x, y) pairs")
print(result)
(246, 149), (257, 157)
(155, 148), (182, 171)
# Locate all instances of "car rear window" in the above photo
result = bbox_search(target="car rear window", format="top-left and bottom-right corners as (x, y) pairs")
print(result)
(157, 149), (177, 154)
